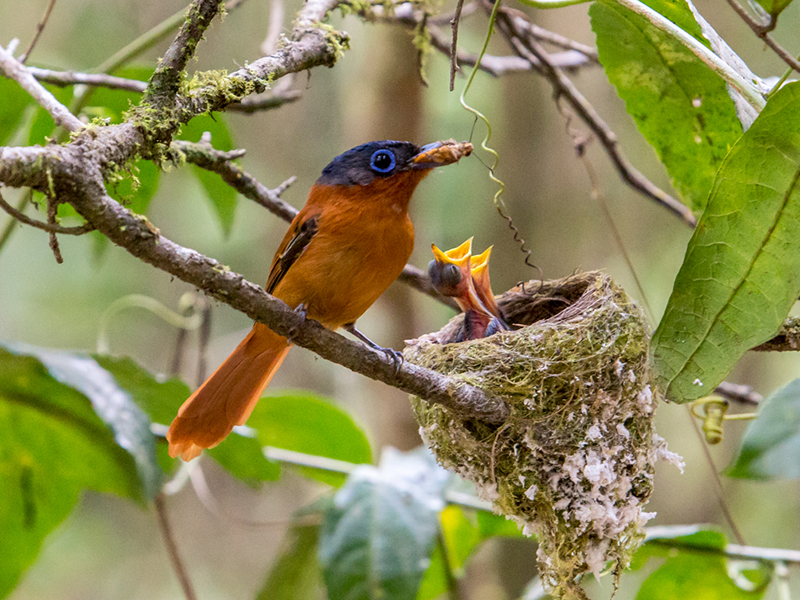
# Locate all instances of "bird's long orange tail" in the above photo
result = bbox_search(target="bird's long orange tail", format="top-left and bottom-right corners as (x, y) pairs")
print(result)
(167, 323), (291, 461)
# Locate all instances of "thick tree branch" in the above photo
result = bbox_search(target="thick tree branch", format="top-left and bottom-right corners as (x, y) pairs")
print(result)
(146, 0), (224, 104)
(0, 0), (502, 424)
(60, 173), (507, 423)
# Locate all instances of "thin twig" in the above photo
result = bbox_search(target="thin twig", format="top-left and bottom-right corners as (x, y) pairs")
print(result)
(197, 300), (212, 384)
(0, 45), (83, 132)
(715, 381), (762, 405)
(0, 190), (94, 235)
(559, 104), (654, 322)
(154, 493), (197, 600)
(493, 8), (697, 227)
(374, 5), (596, 74)
(171, 139), (297, 221)
(27, 66), (301, 112)
(28, 67), (148, 92)
(261, 0), (286, 55)
(228, 89), (303, 112)
(725, 0), (800, 74)
(449, 0), (466, 91)
(92, 0), (252, 75)
(19, 0), (58, 64)
(46, 197), (63, 264)
(0, 190), (33, 254)
(686, 408), (746, 545)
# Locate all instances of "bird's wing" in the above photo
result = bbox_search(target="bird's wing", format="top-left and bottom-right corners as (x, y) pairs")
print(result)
(266, 211), (320, 294)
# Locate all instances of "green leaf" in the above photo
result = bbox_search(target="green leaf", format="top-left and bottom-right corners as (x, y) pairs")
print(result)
(0, 344), (155, 597)
(92, 355), (188, 425)
(751, 0), (794, 18)
(0, 77), (33, 146)
(634, 526), (769, 599)
(257, 523), (322, 600)
(178, 115), (237, 236)
(415, 538), (449, 600)
(6, 344), (161, 499)
(319, 449), (448, 600)
(476, 509), (524, 539)
(652, 82), (800, 403)
(440, 505), (481, 577)
(727, 378), (800, 479)
(93, 355), (280, 483)
(590, 0), (742, 212)
(247, 391), (372, 486)
(635, 554), (768, 600)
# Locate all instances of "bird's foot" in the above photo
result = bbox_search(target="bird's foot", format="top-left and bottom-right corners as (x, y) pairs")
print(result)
(344, 323), (404, 374)
(286, 303), (307, 342)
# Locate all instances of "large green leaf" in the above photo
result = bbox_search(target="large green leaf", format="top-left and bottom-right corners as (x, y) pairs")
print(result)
(590, 0), (742, 212)
(651, 82), (800, 403)
(319, 450), (448, 600)
(94, 355), (280, 483)
(247, 391), (372, 486)
(178, 115), (238, 236)
(634, 526), (769, 599)
(0, 344), (153, 598)
(0, 77), (32, 146)
(727, 378), (800, 479)
(636, 554), (767, 600)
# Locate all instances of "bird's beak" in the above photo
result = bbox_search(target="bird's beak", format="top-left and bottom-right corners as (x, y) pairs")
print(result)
(431, 238), (473, 263)
(470, 246), (493, 277)
(411, 140), (473, 169)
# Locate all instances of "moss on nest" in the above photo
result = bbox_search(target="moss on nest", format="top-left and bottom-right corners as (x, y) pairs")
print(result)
(405, 272), (681, 598)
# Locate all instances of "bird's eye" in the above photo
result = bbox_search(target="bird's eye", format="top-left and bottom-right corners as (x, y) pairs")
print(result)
(370, 149), (396, 174)
(428, 260), (462, 294)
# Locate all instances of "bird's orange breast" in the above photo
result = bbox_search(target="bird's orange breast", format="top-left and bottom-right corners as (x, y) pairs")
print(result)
(271, 178), (421, 328)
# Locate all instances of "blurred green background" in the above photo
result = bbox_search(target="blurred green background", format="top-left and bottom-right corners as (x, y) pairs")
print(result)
(2, 0), (800, 597)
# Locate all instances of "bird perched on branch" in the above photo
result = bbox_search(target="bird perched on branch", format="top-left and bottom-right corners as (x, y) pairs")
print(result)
(167, 139), (473, 460)
(428, 238), (509, 340)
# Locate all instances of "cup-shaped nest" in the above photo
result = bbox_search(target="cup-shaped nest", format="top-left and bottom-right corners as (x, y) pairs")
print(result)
(405, 272), (681, 598)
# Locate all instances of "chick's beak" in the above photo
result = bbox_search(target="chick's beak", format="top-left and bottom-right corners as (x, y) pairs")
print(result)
(411, 139), (473, 169)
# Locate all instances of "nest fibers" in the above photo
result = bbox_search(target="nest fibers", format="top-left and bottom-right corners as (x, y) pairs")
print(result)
(405, 272), (682, 598)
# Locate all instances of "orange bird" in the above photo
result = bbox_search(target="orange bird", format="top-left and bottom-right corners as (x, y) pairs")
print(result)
(428, 238), (509, 340)
(167, 140), (472, 460)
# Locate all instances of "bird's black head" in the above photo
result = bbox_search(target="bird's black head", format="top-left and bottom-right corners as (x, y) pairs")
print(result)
(316, 140), (423, 187)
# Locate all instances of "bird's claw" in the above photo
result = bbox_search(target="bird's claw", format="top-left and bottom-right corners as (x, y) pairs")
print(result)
(383, 346), (404, 375)
(287, 303), (308, 342)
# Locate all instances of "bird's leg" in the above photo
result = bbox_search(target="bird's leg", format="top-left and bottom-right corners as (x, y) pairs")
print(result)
(286, 303), (308, 343)
(344, 322), (403, 373)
